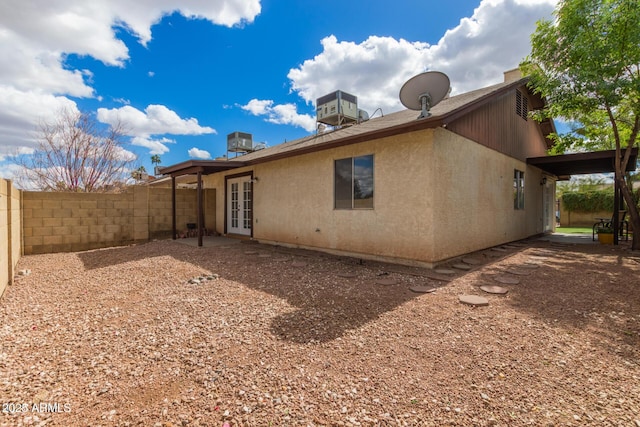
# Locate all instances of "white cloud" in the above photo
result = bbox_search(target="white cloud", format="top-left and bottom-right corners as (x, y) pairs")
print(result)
(285, 0), (557, 120)
(0, 0), (259, 156)
(0, 163), (31, 187)
(188, 147), (212, 159)
(114, 146), (138, 162)
(131, 136), (175, 155)
(0, 86), (80, 159)
(428, 0), (558, 93)
(98, 104), (216, 137)
(241, 99), (316, 132)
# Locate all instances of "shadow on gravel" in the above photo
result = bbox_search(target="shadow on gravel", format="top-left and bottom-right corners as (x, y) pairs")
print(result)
(77, 238), (640, 349)
(77, 240), (425, 344)
(504, 243), (640, 361)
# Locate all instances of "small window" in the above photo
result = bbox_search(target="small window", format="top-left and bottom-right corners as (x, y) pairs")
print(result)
(516, 90), (528, 121)
(514, 169), (525, 210)
(334, 155), (374, 209)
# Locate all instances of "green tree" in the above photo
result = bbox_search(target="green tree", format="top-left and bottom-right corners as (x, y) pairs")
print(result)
(521, 0), (640, 249)
(151, 154), (161, 174)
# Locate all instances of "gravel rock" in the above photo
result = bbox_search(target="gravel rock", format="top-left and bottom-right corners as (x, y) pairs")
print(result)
(1, 239), (639, 426)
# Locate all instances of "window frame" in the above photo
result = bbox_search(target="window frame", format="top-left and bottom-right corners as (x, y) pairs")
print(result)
(334, 154), (374, 210)
(514, 169), (525, 210)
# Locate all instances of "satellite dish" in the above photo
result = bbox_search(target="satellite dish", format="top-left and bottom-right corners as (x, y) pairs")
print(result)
(399, 71), (450, 119)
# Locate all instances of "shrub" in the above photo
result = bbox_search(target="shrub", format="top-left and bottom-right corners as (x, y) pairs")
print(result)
(562, 190), (615, 213)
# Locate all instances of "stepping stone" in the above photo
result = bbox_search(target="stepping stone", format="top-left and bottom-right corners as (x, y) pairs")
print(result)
(531, 250), (555, 256)
(462, 257), (482, 265)
(520, 263), (540, 269)
(494, 275), (520, 285)
(410, 286), (437, 294)
(424, 272), (452, 282)
(459, 295), (489, 306)
(453, 263), (472, 271)
(376, 278), (397, 286)
(337, 273), (357, 278)
(292, 261), (307, 267)
(434, 269), (456, 275)
(480, 285), (508, 295)
(505, 269), (530, 276)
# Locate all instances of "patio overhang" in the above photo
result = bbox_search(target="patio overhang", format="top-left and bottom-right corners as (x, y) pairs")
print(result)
(527, 147), (638, 246)
(527, 148), (638, 180)
(158, 159), (245, 177)
(157, 160), (245, 247)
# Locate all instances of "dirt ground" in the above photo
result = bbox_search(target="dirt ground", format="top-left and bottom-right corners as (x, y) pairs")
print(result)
(1, 237), (639, 426)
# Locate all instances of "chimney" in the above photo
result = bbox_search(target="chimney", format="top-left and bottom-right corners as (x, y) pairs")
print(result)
(504, 68), (523, 82)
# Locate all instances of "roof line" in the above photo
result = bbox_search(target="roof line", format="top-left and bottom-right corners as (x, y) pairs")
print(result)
(243, 78), (532, 167)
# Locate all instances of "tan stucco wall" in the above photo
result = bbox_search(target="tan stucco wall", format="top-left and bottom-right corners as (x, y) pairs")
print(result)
(205, 127), (554, 266)
(22, 187), (213, 255)
(204, 130), (435, 263)
(430, 128), (550, 261)
(1, 178), (22, 298)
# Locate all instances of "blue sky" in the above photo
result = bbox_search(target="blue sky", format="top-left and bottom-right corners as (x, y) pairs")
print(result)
(0, 0), (558, 183)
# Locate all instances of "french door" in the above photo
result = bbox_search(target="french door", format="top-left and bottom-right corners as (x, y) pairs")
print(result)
(226, 176), (252, 236)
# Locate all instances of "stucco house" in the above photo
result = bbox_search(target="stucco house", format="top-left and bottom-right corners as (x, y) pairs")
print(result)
(161, 70), (560, 267)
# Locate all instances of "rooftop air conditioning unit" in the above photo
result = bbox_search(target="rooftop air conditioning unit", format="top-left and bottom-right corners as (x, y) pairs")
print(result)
(227, 132), (253, 153)
(316, 90), (358, 127)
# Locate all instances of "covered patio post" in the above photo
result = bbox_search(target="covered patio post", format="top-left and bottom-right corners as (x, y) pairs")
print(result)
(171, 176), (176, 240)
(197, 171), (203, 247)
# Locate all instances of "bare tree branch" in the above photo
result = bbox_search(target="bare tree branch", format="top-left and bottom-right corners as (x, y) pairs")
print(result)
(13, 108), (136, 192)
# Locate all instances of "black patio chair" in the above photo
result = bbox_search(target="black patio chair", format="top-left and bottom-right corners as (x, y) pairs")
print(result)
(592, 210), (629, 241)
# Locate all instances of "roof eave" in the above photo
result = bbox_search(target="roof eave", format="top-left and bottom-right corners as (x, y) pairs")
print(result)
(159, 160), (246, 177)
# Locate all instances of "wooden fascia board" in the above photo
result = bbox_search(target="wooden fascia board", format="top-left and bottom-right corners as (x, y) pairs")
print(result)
(170, 166), (205, 177)
(163, 160), (245, 177)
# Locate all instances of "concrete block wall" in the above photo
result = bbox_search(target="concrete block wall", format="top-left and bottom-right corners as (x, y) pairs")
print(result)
(22, 187), (215, 255)
(23, 190), (136, 254)
(1, 178), (21, 298)
(559, 199), (610, 227)
(147, 188), (215, 239)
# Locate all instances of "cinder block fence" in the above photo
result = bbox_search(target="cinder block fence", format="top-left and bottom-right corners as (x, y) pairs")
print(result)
(1, 178), (215, 297)
(1, 179), (22, 297)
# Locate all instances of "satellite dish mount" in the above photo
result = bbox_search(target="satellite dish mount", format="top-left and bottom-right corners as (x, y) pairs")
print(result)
(418, 92), (433, 118)
(399, 71), (450, 120)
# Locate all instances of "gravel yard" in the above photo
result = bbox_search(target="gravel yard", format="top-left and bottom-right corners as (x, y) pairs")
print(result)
(1, 238), (640, 426)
